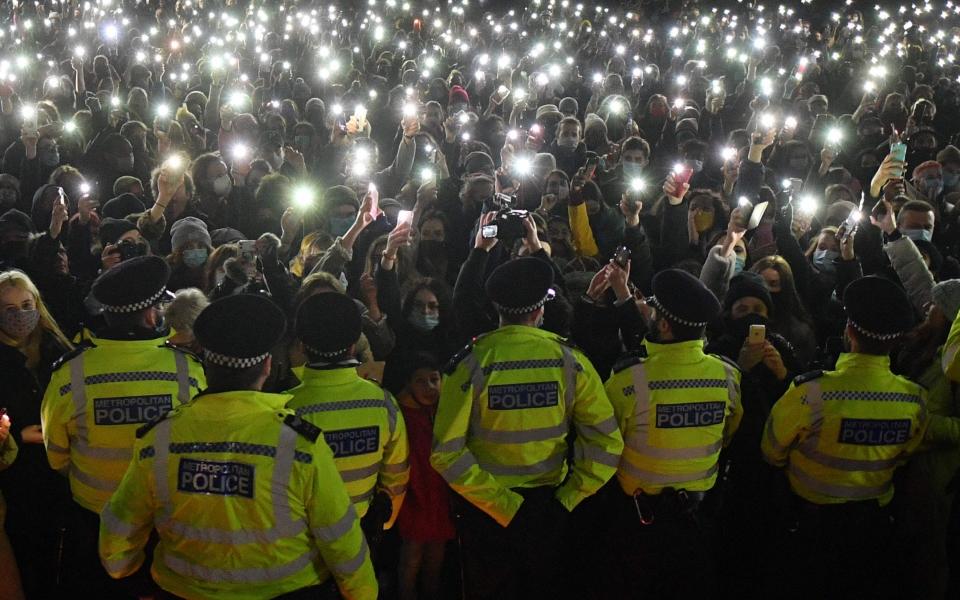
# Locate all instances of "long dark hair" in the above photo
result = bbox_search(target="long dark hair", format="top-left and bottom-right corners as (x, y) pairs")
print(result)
(401, 277), (454, 333)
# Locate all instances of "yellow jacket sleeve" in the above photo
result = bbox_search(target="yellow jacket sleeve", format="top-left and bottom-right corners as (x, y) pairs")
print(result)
(723, 369), (744, 447)
(761, 383), (810, 467)
(308, 437), (378, 600)
(430, 353), (524, 527)
(943, 313), (960, 381)
(568, 202), (600, 258)
(379, 393), (410, 529)
(40, 366), (72, 473)
(0, 435), (18, 471)
(555, 355), (624, 511)
(99, 438), (156, 578)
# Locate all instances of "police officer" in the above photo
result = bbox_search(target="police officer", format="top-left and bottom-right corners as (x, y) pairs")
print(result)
(286, 293), (409, 548)
(431, 257), (624, 600)
(602, 269), (742, 598)
(41, 255), (205, 596)
(99, 294), (377, 599)
(761, 276), (927, 599)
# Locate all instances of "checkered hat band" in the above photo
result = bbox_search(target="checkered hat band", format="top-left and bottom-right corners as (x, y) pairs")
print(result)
(648, 296), (708, 328)
(494, 292), (552, 315)
(203, 349), (269, 369)
(849, 319), (902, 341)
(100, 286), (167, 313)
(302, 342), (350, 358)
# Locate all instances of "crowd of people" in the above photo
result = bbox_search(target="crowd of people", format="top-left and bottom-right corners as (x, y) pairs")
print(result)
(1, 0), (960, 597)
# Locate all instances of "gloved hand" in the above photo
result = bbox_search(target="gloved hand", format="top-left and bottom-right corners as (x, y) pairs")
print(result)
(360, 491), (392, 547)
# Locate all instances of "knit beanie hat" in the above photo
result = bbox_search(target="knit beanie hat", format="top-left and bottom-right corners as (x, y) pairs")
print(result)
(170, 216), (212, 251)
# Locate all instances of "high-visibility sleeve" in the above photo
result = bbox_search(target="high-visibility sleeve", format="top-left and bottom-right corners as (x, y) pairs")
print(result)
(430, 355), (524, 527)
(555, 358), (623, 511)
(569, 202), (600, 258)
(379, 393), (410, 529)
(723, 369), (744, 447)
(943, 311), (960, 381)
(99, 439), (156, 579)
(40, 367), (72, 473)
(307, 438), (378, 600)
(761, 383), (809, 467)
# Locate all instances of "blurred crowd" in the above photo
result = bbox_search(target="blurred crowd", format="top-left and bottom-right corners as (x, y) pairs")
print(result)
(2, 0), (960, 598)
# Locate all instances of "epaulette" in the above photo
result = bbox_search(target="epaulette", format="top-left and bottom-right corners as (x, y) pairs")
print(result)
(556, 336), (585, 353)
(284, 414), (321, 442)
(51, 341), (95, 371)
(612, 349), (648, 374)
(136, 409), (175, 439)
(793, 370), (825, 386)
(163, 341), (202, 363)
(444, 340), (476, 375)
(710, 353), (742, 373)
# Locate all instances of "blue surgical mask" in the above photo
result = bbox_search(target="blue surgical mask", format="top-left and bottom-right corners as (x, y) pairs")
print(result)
(901, 228), (933, 243)
(409, 311), (440, 331)
(813, 249), (839, 273)
(182, 248), (208, 268)
(734, 255), (746, 274)
(39, 148), (60, 168)
(622, 162), (643, 177)
(329, 216), (355, 237)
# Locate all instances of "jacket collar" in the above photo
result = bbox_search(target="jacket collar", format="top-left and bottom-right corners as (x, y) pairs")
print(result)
(835, 352), (891, 371)
(643, 338), (706, 364)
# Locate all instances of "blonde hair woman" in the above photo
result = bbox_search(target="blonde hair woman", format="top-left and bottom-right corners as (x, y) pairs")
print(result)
(0, 270), (73, 598)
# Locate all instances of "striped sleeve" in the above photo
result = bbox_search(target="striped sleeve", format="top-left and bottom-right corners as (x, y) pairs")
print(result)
(761, 383), (808, 467)
(40, 366), (72, 472)
(379, 392), (409, 529)
(943, 312), (960, 381)
(98, 438), (156, 579)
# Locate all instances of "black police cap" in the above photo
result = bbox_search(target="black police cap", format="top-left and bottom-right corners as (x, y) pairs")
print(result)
(649, 269), (721, 328)
(194, 294), (286, 369)
(485, 257), (555, 315)
(92, 255), (170, 313)
(295, 293), (362, 357)
(843, 276), (914, 341)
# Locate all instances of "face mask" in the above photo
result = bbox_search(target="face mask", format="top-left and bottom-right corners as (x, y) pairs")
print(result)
(688, 159), (704, 174)
(419, 239), (446, 257)
(0, 308), (39, 340)
(267, 151), (283, 170)
(409, 311), (440, 331)
(944, 172), (960, 189)
(114, 155), (134, 173)
(182, 248), (208, 268)
(557, 136), (578, 149)
(922, 177), (943, 197)
(813, 249), (840, 273)
(733, 255), (746, 274)
(622, 162), (643, 177)
(693, 211), (715, 233)
(724, 312), (769, 342)
(329, 216), (355, 237)
(901, 228), (933, 243)
(39, 148), (60, 168)
(212, 175), (232, 197)
(0, 188), (17, 208)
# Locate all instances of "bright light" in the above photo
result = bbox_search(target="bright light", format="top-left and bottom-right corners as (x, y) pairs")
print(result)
(293, 185), (315, 209)
(164, 155), (183, 170)
(629, 179), (645, 192)
(79, 182), (91, 195)
(827, 128), (843, 145)
(784, 116), (798, 129)
(799, 195), (818, 214)
(513, 156), (532, 176)
(759, 113), (775, 129)
(156, 104), (171, 118)
(403, 103), (417, 118)
(232, 144), (250, 161)
(721, 147), (737, 161)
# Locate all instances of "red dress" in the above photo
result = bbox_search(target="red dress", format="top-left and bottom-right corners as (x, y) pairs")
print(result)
(396, 401), (456, 542)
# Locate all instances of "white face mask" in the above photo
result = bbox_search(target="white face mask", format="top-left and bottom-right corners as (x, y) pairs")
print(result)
(212, 175), (232, 197)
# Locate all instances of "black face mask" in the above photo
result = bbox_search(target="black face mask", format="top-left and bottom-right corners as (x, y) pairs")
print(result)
(419, 239), (447, 258)
(724, 312), (770, 342)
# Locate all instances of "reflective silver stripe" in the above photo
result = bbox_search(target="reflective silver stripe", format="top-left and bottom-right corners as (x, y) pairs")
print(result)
(581, 416), (619, 437)
(437, 452), (475, 482)
(472, 423), (567, 444)
(100, 503), (139, 538)
(273, 426), (297, 529)
(103, 554), (142, 576)
(173, 351), (191, 403)
(313, 508), (356, 544)
(340, 463), (380, 482)
(74, 440), (132, 460)
(619, 461), (719, 485)
(297, 399), (388, 415)
(330, 540), (369, 577)
(350, 489), (375, 504)
(627, 363), (651, 448)
(163, 549), (317, 583)
(579, 444), (622, 467)
(384, 483), (407, 495)
(162, 518), (307, 545)
(799, 380), (825, 458)
(383, 389), (397, 434)
(153, 420), (172, 508)
(763, 417), (791, 456)
(559, 346), (578, 413)
(71, 465), (116, 491)
(69, 356), (88, 445)
(788, 463), (892, 500)
(463, 352), (487, 426)
(629, 440), (723, 460)
(382, 460), (408, 473)
(798, 443), (901, 472)
(480, 452), (565, 477)
(721, 363), (740, 410)
(47, 441), (69, 454)
(432, 436), (466, 454)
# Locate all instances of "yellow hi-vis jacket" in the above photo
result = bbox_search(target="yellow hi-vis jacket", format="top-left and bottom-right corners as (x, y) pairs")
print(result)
(430, 325), (624, 526)
(762, 353), (928, 506)
(286, 365), (409, 523)
(99, 391), (377, 600)
(604, 339), (743, 496)
(41, 335), (205, 513)
(941, 309), (960, 381)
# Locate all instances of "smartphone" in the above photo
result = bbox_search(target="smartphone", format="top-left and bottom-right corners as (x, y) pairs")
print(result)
(238, 239), (258, 278)
(584, 155), (599, 180)
(368, 182), (381, 219)
(613, 245), (631, 269)
(747, 201), (770, 230)
(396, 210), (414, 228)
(494, 85), (510, 104)
(890, 136), (907, 180)
(481, 224), (498, 239)
(336, 114), (347, 133)
(748, 324), (766, 345)
(672, 165), (693, 188)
